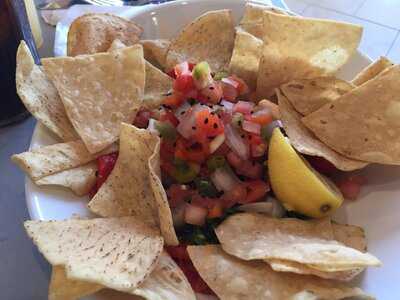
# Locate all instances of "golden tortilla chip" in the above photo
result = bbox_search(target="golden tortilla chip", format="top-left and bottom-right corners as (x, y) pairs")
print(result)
(88, 123), (158, 226)
(24, 217), (163, 293)
(257, 12), (362, 98)
(266, 223), (367, 281)
(134, 251), (196, 300)
(16, 41), (78, 141)
(277, 90), (367, 171)
(188, 245), (373, 300)
(302, 65), (400, 164)
(149, 139), (179, 245)
(108, 40), (172, 109)
(140, 39), (171, 70)
(49, 266), (103, 300)
(215, 213), (381, 271)
(228, 28), (263, 91)
(280, 77), (354, 115)
(239, 3), (288, 39)
(42, 45), (146, 153)
(52, 251), (195, 300)
(352, 56), (394, 86)
(165, 10), (235, 72)
(67, 13), (142, 56)
(11, 141), (95, 180)
(35, 162), (97, 196)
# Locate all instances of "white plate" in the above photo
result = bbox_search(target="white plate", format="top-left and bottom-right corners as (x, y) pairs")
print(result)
(26, 1), (400, 299)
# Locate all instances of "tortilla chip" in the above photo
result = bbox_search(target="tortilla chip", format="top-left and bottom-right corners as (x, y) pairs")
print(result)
(24, 217), (163, 293)
(215, 213), (381, 271)
(188, 245), (373, 300)
(67, 13), (142, 56)
(165, 10), (235, 72)
(88, 123), (158, 226)
(11, 140), (96, 180)
(134, 251), (196, 300)
(277, 90), (367, 171)
(42, 45), (146, 153)
(302, 65), (400, 164)
(352, 56), (394, 86)
(148, 138), (179, 245)
(35, 162), (97, 196)
(239, 3), (288, 39)
(140, 39), (171, 70)
(266, 223), (367, 281)
(49, 266), (103, 300)
(228, 28), (263, 91)
(108, 40), (172, 110)
(280, 77), (355, 115)
(16, 41), (78, 142)
(257, 12), (362, 98)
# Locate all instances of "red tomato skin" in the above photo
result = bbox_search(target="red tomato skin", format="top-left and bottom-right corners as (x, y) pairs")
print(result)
(132, 108), (151, 129)
(95, 152), (119, 191)
(227, 151), (263, 179)
(174, 138), (207, 164)
(222, 184), (248, 208)
(242, 180), (270, 204)
(174, 73), (194, 93)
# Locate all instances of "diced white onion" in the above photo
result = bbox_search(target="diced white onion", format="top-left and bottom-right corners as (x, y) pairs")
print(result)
(210, 167), (239, 193)
(209, 134), (225, 153)
(184, 204), (208, 226)
(224, 124), (249, 160)
(147, 118), (159, 134)
(176, 104), (209, 139)
(220, 100), (234, 111)
(238, 202), (274, 214)
(174, 102), (191, 121)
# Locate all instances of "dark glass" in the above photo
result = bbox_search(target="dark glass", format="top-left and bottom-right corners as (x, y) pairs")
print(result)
(0, 0), (39, 127)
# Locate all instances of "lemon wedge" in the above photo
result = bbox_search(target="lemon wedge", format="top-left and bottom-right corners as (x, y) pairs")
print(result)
(268, 128), (343, 218)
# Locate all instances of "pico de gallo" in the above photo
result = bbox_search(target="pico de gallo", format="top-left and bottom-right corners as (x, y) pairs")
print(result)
(89, 61), (367, 294)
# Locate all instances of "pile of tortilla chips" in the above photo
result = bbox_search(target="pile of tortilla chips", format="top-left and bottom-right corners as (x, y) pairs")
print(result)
(12, 3), (400, 299)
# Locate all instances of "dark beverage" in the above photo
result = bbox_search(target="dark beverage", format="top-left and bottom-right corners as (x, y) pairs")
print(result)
(0, 0), (39, 127)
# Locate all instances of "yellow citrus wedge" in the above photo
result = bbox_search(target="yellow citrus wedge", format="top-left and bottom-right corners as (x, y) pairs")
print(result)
(268, 128), (343, 218)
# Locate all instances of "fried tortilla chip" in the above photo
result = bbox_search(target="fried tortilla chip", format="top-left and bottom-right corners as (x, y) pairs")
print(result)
(303, 65), (400, 164)
(24, 217), (163, 293)
(108, 40), (172, 109)
(277, 90), (367, 171)
(67, 13), (142, 56)
(43, 45), (146, 153)
(257, 12), (362, 98)
(88, 123), (158, 226)
(165, 10), (235, 72)
(280, 77), (354, 115)
(52, 251), (195, 300)
(134, 251), (196, 300)
(215, 213), (381, 271)
(35, 162), (97, 196)
(352, 56), (394, 86)
(11, 141), (96, 180)
(149, 139), (179, 245)
(239, 3), (288, 39)
(266, 223), (367, 281)
(49, 266), (103, 300)
(228, 28), (263, 91)
(188, 245), (373, 300)
(16, 41), (78, 141)
(140, 39), (171, 71)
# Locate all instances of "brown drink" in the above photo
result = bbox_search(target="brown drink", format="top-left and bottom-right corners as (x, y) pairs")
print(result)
(0, 0), (39, 127)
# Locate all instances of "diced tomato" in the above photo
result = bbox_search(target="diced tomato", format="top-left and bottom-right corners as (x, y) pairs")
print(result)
(195, 110), (224, 139)
(95, 152), (118, 191)
(227, 151), (263, 179)
(221, 78), (239, 102)
(230, 74), (249, 95)
(242, 120), (261, 135)
(160, 140), (175, 161)
(132, 108), (151, 129)
(167, 184), (193, 208)
(221, 184), (248, 208)
(251, 142), (267, 158)
(174, 73), (194, 93)
(208, 201), (224, 218)
(163, 93), (185, 108)
(199, 81), (223, 104)
(242, 180), (270, 204)
(166, 245), (191, 261)
(337, 175), (366, 200)
(246, 109), (273, 126)
(175, 138), (207, 163)
(191, 194), (216, 209)
(159, 110), (179, 127)
(306, 156), (339, 175)
(233, 101), (254, 115)
(160, 160), (176, 177)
